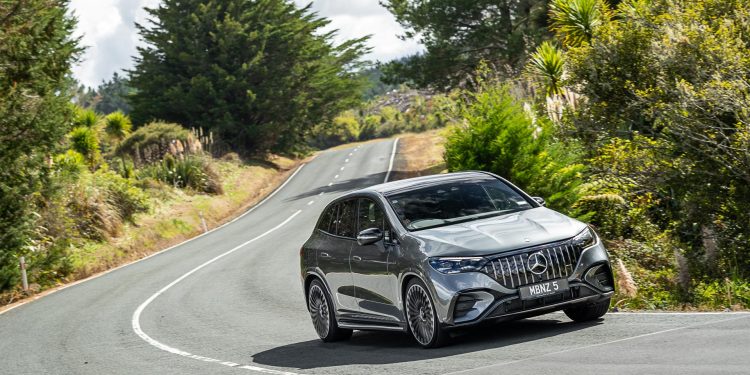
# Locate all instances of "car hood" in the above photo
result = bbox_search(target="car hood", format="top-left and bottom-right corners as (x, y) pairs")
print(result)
(408, 207), (587, 257)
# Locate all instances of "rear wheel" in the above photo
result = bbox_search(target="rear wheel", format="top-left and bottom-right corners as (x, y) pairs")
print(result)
(564, 298), (611, 322)
(405, 279), (448, 348)
(307, 279), (352, 342)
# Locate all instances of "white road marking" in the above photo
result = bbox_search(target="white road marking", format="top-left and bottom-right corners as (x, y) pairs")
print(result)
(307, 200), (314, 206)
(348, 153), (353, 156)
(132, 211), (304, 375)
(443, 314), (750, 375)
(334, 174), (339, 179)
(345, 158), (349, 163)
(340, 166), (345, 171)
(384, 138), (400, 183)
(318, 192), (324, 196)
(0, 163), (308, 316)
(327, 182), (333, 186)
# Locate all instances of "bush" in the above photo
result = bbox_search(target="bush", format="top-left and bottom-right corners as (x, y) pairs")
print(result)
(308, 112), (360, 149)
(68, 126), (102, 168)
(67, 170), (150, 240)
(73, 107), (100, 128)
(443, 82), (585, 212)
(116, 122), (196, 165)
(138, 155), (223, 194)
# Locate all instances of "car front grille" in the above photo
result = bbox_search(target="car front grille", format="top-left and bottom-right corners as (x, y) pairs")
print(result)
(481, 239), (583, 289)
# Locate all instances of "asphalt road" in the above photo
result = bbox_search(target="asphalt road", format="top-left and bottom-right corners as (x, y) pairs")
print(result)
(1, 139), (749, 375)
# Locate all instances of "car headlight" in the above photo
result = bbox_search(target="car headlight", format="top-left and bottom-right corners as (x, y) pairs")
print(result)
(572, 227), (597, 249)
(429, 257), (487, 274)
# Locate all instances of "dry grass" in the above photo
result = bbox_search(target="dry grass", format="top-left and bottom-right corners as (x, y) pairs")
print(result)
(390, 129), (448, 181)
(64, 156), (303, 283)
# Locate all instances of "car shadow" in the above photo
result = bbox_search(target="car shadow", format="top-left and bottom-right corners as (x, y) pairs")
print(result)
(251, 317), (602, 370)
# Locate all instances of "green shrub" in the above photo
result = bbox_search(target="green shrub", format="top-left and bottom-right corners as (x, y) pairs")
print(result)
(308, 112), (360, 149)
(54, 150), (87, 176)
(73, 107), (100, 128)
(104, 111), (132, 142)
(68, 126), (102, 168)
(116, 122), (193, 164)
(443, 82), (585, 212)
(138, 155), (223, 194)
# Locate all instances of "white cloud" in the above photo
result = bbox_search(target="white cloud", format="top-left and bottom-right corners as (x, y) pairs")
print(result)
(69, 0), (422, 87)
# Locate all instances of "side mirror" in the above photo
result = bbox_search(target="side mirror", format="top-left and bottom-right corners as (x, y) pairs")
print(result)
(357, 228), (383, 246)
(532, 197), (546, 207)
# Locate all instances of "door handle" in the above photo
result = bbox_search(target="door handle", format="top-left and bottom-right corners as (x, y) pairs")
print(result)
(352, 256), (362, 262)
(320, 252), (331, 258)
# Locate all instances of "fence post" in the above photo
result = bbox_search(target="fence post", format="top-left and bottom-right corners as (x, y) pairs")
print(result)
(19, 256), (28, 293)
(199, 212), (208, 233)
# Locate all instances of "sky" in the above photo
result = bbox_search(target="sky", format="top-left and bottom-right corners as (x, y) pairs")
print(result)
(69, 0), (423, 88)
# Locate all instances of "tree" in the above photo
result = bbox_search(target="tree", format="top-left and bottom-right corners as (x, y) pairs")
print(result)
(130, 0), (369, 154)
(0, 0), (81, 290)
(565, 0), (750, 279)
(94, 72), (133, 115)
(381, 0), (551, 89)
(104, 111), (132, 143)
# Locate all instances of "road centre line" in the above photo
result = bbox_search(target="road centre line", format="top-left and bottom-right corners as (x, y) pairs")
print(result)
(132, 210), (304, 375)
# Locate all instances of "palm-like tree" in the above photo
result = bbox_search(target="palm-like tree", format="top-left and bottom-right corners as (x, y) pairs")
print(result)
(549, 0), (612, 47)
(528, 41), (565, 97)
(73, 107), (100, 128)
(104, 111), (132, 142)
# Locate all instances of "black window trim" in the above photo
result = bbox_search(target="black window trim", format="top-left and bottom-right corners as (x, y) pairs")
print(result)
(317, 196), (394, 242)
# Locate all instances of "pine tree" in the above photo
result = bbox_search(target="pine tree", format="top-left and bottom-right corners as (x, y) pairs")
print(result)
(0, 0), (81, 290)
(130, 0), (369, 153)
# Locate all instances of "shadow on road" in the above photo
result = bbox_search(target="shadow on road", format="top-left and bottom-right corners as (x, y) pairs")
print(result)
(251, 317), (602, 370)
(284, 172), (388, 201)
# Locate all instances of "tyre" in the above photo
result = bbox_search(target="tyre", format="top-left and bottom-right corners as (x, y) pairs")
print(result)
(405, 278), (448, 348)
(564, 298), (611, 322)
(307, 279), (352, 342)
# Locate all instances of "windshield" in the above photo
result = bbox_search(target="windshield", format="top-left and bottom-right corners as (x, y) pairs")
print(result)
(387, 178), (534, 231)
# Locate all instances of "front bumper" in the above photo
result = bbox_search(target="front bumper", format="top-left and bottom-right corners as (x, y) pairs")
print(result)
(425, 241), (614, 327)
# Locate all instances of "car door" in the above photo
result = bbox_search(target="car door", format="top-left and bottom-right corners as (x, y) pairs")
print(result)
(316, 201), (357, 311)
(350, 198), (400, 320)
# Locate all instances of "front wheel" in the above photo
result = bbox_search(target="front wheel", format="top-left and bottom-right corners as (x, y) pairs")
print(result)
(307, 279), (352, 342)
(405, 279), (448, 348)
(564, 298), (611, 322)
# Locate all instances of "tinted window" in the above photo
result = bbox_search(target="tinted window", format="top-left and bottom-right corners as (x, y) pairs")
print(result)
(387, 178), (533, 231)
(336, 199), (357, 238)
(357, 199), (384, 233)
(317, 204), (337, 234)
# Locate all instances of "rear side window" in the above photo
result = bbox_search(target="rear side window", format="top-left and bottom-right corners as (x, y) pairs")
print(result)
(317, 204), (337, 234)
(336, 200), (357, 238)
(358, 199), (384, 233)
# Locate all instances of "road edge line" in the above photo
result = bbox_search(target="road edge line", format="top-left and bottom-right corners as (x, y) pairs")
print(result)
(384, 138), (399, 183)
(132, 210), (304, 375)
(0, 163), (307, 316)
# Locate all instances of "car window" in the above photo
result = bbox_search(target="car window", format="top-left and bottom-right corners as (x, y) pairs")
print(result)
(357, 199), (384, 233)
(317, 204), (337, 234)
(336, 199), (357, 238)
(387, 177), (533, 231)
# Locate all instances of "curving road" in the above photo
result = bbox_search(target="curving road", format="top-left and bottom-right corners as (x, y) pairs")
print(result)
(1, 139), (749, 375)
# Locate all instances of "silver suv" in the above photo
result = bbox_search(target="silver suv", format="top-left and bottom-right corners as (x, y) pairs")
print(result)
(300, 172), (614, 348)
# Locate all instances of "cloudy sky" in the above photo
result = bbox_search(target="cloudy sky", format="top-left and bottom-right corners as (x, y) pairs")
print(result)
(69, 0), (423, 88)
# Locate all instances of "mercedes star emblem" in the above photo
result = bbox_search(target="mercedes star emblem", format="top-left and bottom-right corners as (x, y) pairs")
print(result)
(527, 252), (548, 275)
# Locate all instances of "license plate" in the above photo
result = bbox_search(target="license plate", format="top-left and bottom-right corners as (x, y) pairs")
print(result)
(519, 279), (569, 300)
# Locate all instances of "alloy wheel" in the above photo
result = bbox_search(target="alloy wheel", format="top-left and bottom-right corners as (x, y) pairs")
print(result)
(406, 283), (436, 346)
(308, 284), (330, 339)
